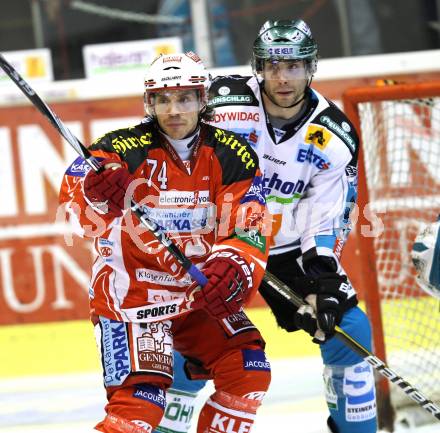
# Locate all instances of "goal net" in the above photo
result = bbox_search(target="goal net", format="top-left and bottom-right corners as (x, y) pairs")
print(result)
(343, 81), (440, 430)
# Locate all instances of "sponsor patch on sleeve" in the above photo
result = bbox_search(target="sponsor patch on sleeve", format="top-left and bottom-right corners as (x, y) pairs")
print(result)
(240, 175), (266, 205)
(242, 349), (271, 372)
(66, 156), (103, 177)
(235, 228), (266, 253)
(319, 115), (357, 153)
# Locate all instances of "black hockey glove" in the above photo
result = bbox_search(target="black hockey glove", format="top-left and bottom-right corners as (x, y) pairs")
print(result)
(294, 273), (358, 343)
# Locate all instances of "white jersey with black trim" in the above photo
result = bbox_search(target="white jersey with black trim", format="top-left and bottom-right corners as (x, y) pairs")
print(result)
(209, 75), (359, 260)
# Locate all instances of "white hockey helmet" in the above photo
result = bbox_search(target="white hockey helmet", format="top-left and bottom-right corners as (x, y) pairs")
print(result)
(144, 51), (211, 116)
(411, 217), (440, 299)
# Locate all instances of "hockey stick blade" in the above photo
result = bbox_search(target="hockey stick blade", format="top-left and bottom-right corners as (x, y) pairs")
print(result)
(0, 53), (207, 292)
(262, 271), (440, 421)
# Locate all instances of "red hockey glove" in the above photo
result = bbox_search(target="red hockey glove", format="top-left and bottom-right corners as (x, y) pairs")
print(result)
(84, 159), (134, 218)
(189, 250), (253, 319)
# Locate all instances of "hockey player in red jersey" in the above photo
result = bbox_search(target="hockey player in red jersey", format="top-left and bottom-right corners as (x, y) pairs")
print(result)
(59, 51), (271, 433)
(157, 20), (378, 433)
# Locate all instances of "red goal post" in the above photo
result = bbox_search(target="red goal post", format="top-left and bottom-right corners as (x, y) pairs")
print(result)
(343, 81), (440, 429)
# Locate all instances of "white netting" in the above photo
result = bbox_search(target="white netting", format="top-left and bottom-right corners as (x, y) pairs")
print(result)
(358, 93), (440, 415)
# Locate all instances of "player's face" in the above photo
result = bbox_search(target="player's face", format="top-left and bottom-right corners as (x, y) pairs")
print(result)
(262, 60), (308, 107)
(152, 89), (201, 139)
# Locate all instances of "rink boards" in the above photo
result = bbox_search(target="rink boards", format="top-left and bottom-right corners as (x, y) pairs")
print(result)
(1, 298), (438, 378)
(0, 306), (320, 378)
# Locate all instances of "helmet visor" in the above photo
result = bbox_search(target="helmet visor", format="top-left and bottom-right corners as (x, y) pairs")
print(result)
(146, 88), (202, 115)
(262, 59), (308, 81)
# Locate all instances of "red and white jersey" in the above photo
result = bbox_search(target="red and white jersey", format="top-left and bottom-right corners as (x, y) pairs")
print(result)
(59, 120), (269, 321)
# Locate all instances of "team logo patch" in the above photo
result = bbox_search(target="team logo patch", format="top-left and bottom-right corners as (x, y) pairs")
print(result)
(305, 124), (333, 150)
(242, 349), (271, 372)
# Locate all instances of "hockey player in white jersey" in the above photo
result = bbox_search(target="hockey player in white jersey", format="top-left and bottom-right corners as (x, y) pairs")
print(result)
(155, 19), (377, 433)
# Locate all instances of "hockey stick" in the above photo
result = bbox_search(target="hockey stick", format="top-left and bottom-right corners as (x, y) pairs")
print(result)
(0, 53), (208, 294)
(262, 271), (440, 421)
(7, 54), (437, 420)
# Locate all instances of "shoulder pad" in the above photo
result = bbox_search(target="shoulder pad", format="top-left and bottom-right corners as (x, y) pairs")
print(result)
(209, 75), (259, 108)
(89, 122), (155, 172)
(310, 104), (359, 155)
(90, 123), (154, 155)
(205, 125), (259, 185)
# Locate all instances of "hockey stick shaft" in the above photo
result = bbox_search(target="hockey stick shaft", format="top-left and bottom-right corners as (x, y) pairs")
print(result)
(0, 53), (207, 289)
(0, 54), (101, 170)
(262, 271), (440, 421)
(11, 52), (437, 419)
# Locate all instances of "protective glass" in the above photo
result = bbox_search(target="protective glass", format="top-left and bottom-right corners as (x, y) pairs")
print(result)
(262, 59), (308, 81)
(147, 89), (201, 115)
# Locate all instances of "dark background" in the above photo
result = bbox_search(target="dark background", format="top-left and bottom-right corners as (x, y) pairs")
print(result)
(1, 0), (439, 80)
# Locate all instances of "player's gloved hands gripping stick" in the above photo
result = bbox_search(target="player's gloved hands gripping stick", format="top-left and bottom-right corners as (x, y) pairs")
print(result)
(294, 271), (358, 343)
(187, 250), (253, 319)
(84, 159), (134, 218)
